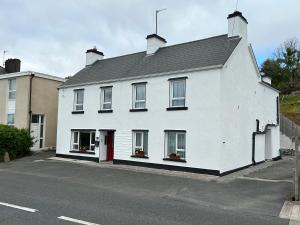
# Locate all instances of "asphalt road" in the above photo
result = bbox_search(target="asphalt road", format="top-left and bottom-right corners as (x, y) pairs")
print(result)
(0, 151), (292, 225)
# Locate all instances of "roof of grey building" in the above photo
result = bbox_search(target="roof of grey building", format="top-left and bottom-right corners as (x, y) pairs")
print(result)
(62, 34), (241, 87)
(0, 66), (6, 75)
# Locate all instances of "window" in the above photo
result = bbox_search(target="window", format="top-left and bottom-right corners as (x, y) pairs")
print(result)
(74, 89), (84, 111)
(7, 114), (15, 126)
(165, 131), (186, 161)
(8, 79), (16, 100)
(170, 79), (186, 107)
(133, 83), (146, 109)
(132, 130), (148, 157)
(71, 130), (96, 153)
(100, 87), (112, 110)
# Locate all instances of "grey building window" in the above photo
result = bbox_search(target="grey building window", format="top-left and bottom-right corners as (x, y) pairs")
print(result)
(170, 79), (186, 107)
(165, 131), (186, 160)
(133, 83), (146, 109)
(132, 130), (148, 157)
(100, 87), (112, 110)
(8, 79), (16, 100)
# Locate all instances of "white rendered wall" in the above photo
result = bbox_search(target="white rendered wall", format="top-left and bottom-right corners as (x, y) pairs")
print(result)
(56, 69), (222, 171)
(220, 38), (279, 173)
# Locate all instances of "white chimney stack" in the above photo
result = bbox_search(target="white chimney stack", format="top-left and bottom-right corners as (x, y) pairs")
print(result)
(227, 11), (248, 42)
(146, 34), (167, 55)
(86, 47), (104, 66)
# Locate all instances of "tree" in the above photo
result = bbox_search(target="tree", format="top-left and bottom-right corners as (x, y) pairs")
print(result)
(261, 39), (300, 93)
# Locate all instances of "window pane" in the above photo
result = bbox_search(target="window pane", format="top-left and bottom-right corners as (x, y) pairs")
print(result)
(9, 79), (16, 90)
(76, 90), (84, 104)
(40, 125), (44, 138)
(9, 91), (16, 100)
(31, 115), (39, 123)
(91, 132), (95, 144)
(103, 103), (111, 110)
(73, 132), (78, 143)
(136, 84), (145, 101)
(7, 114), (14, 125)
(172, 99), (185, 107)
(135, 101), (145, 109)
(167, 132), (176, 155)
(135, 133), (142, 147)
(104, 88), (112, 102)
(76, 105), (83, 111)
(79, 132), (90, 150)
(39, 139), (43, 148)
(73, 144), (78, 150)
(173, 80), (185, 98)
(143, 132), (148, 155)
(177, 133), (185, 149)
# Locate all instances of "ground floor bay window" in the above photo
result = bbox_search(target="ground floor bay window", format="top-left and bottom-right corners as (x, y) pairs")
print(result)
(164, 130), (186, 162)
(71, 130), (95, 154)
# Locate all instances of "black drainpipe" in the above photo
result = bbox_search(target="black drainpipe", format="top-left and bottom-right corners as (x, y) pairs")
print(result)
(28, 74), (34, 132)
(252, 119), (276, 165)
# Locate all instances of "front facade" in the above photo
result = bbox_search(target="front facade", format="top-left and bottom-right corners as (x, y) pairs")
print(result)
(0, 61), (65, 150)
(56, 11), (280, 175)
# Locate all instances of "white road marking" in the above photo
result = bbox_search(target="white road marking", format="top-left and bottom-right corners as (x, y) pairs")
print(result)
(58, 216), (100, 225)
(0, 202), (38, 212)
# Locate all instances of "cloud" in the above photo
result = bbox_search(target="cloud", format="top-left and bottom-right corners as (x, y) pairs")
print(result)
(0, 0), (299, 77)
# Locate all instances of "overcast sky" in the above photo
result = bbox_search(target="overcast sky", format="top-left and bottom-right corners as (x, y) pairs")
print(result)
(0, 0), (299, 78)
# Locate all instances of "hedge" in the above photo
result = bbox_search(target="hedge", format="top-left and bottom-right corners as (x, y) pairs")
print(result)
(0, 124), (33, 161)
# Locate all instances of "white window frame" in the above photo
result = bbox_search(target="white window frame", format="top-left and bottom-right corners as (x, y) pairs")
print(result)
(71, 130), (95, 152)
(133, 131), (144, 151)
(165, 131), (186, 160)
(73, 89), (84, 111)
(169, 79), (186, 107)
(133, 83), (146, 109)
(8, 79), (16, 100)
(100, 86), (112, 110)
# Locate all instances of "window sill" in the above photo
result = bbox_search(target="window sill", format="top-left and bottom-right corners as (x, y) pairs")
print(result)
(163, 158), (186, 163)
(131, 155), (149, 159)
(129, 108), (148, 112)
(98, 110), (113, 113)
(166, 107), (188, 111)
(69, 150), (95, 155)
(72, 111), (84, 114)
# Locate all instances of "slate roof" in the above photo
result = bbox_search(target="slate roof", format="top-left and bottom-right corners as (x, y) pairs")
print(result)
(0, 66), (6, 75)
(63, 34), (241, 87)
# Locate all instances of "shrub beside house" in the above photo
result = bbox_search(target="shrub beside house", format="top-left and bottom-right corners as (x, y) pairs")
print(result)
(0, 125), (33, 162)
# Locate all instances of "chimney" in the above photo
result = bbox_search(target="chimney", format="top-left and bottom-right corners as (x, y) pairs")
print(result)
(146, 34), (167, 55)
(5, 58), (21, 73)
(86, 47), (104, 66)
(227, 11), (248, 41)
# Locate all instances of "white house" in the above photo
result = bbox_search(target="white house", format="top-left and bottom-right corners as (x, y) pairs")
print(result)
(56, 11), (280, 175)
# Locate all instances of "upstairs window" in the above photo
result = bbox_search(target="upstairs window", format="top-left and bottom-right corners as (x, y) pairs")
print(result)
(169, 79), (186, 107)
(8, 79), (16, 100)
(73, 89), (84, 111)
(133, 83), (146, 109)
(100, 86), (112, 110)
(165, 131), (186, 161)
(132, 130), (148, 158)
(71, 130), (95, 153)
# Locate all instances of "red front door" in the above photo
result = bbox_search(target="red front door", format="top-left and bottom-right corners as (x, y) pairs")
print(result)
(107, 131), (114, 161)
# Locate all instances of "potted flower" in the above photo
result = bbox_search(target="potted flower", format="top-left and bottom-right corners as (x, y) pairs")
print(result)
(169, 153), (181, 160)
(135, 149), (145, 157)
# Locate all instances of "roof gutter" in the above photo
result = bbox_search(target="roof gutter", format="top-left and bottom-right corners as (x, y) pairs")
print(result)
(58, 64), (223, 89)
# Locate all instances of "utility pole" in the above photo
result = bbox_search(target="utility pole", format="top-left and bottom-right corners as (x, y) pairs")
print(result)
(155, 8), (167, 34)
(295, 137), (300, 201)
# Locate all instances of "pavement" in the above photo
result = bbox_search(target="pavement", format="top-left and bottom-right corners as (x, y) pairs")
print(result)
(0, 151), (295, 225)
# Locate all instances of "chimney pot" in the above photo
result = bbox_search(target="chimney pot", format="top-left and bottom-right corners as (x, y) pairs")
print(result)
(5, 58), (21, 73)
(86, 47), (104, 66)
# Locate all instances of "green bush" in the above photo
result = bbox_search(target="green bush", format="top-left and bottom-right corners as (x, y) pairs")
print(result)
(0, 125), (33, 161)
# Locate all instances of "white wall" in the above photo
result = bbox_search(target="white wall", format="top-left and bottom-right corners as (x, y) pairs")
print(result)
(56, 68), (222, 171)
(220, 38), (280, 173)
